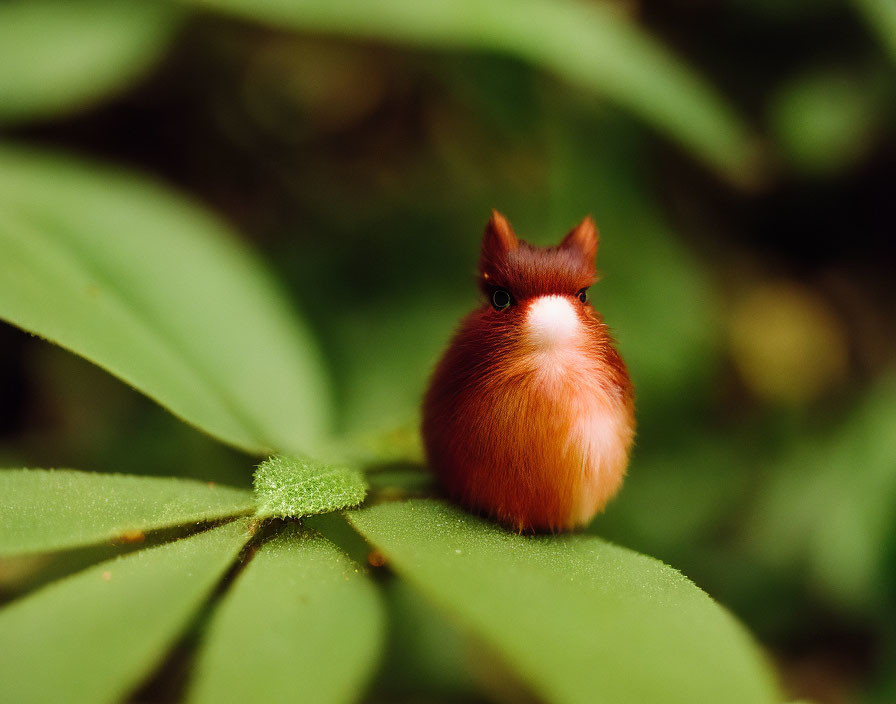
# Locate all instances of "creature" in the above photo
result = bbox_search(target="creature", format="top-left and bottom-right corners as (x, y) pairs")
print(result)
(422, 211), (635, 532)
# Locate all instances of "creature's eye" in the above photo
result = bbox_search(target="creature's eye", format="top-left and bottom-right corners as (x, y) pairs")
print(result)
(577, 288), (589, 304)
(491, 288), (512, 310)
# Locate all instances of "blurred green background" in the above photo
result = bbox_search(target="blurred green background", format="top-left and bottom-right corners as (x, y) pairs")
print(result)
(0, 1), (894, 702)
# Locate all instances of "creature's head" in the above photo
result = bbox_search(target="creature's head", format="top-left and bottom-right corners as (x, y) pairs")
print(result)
(476, 210), (602, 351)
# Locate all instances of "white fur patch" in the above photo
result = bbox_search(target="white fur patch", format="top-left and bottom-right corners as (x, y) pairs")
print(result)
(526, 295), (579, 350)
(568, 405), (630, 524)
(521, 295), (632, 526)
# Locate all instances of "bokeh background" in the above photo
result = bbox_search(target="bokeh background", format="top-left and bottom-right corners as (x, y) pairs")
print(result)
(0, 1), (894, 702)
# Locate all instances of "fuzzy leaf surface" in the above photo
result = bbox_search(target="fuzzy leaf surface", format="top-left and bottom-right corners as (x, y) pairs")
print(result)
(253, 455), (367, 518)
(0, 519), (253, 704)
(0, 144), (331, 455)
(348, 499), (779, 704)
(0, 468), (254, 557)
(188, 525), (383, 704)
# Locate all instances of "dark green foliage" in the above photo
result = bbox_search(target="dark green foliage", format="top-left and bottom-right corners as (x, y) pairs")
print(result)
(0, 1), (182, 124)
(187, 525), (384, 704)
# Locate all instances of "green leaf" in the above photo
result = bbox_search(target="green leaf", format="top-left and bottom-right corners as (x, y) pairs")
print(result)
(0, 519), (253, 704)
(375, 578), (480, 700)
(348, 499), (779, 704)
(0, 0), (183, 124)
(769, 69), (882, 176)
(0, 468), (254, 558)
(0, 143), (331, 455)
(187, 525), (383, 704)
(187, 0), (760, 183)
(853, 0), (896, 60)
(748, 374), (896, 610)
(253, 455), (367, 518)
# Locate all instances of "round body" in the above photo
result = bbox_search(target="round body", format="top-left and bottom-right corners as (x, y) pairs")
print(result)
(422, 213), (635, 532)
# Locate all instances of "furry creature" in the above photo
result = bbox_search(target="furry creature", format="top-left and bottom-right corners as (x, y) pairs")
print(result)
(422, 211), (635, 532)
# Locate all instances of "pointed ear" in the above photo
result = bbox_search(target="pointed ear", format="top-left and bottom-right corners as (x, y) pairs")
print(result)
(560, 216), (599, 263)
(480, 210), (518, 270)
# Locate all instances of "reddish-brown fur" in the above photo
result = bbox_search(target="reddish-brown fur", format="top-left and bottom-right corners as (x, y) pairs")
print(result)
(422, 211), (635, 532)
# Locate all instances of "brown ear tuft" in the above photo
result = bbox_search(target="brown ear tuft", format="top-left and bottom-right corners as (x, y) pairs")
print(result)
(560, 216), (599, 263)
(480, 210), (518, 271)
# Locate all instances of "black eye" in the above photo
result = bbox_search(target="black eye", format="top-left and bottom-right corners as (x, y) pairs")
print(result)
(577, 288), (589, 304)
(491, 288), (512, 310)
